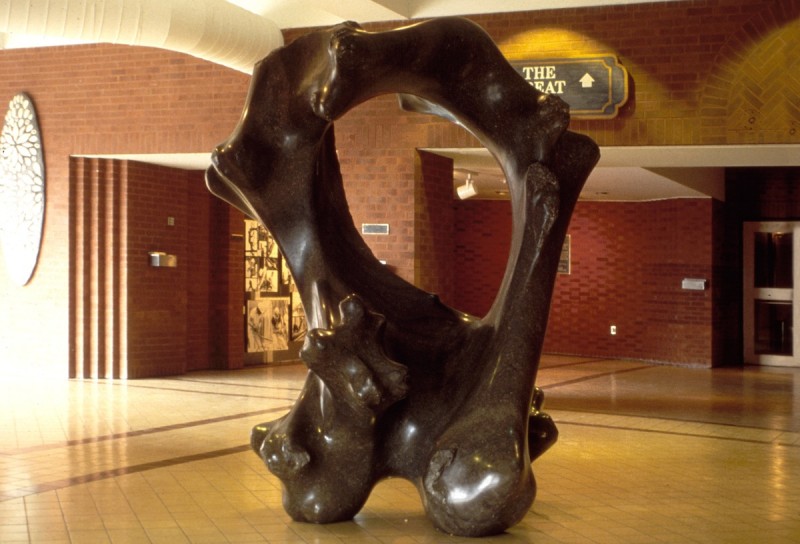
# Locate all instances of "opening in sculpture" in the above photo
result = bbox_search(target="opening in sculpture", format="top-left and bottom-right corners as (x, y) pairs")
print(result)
(206, 17), (600, 537)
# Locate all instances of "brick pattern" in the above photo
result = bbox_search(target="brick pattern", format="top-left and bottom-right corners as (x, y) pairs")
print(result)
(450, 199), (715, 365)
(186, 174), (211, 372)
(1, 0), (799, 374)
(414, 151), (456, 303)
(287, 0), (800, 149)
(68, 159), (240, 378)
(712, 198), (741, 367)
(545, 200), (714, 365)
(333, 98), (429, 280)
(0, 45), (249, 376)
(69, 158), (125, 378)
(210, 201), (247, 371)
(700, 1), (800, 144)
(124, 161), (190, 378)
(452, 201), (513, 317)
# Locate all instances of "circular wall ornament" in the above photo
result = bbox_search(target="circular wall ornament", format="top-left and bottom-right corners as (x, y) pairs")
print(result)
(0, 93), (46, 286)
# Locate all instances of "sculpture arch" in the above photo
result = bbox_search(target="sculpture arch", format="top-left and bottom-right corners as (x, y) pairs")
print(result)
(206, 18), (599, 536)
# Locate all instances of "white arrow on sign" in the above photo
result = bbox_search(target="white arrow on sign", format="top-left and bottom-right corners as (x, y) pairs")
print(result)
(579, 73), (595, 88)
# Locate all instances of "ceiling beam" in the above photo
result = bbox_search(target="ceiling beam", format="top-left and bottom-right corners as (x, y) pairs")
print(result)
(320, 0), (412, 22)
(647, 167), (725, 201)
(368, 0), (413, 18)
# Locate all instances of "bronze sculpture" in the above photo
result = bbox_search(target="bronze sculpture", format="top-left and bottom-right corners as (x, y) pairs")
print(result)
(206, 17), (599, 537)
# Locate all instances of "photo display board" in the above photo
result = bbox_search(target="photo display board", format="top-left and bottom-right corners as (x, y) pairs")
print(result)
(244, 219), (307, 364)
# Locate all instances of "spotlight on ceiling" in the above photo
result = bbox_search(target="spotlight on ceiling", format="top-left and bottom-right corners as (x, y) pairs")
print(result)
(456, 172), (478, 200)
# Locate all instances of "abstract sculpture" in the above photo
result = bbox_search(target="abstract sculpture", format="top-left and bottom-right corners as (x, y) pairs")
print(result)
(206, 17), (600, 537)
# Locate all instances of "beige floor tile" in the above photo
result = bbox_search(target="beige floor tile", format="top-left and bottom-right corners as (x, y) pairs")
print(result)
(2, 360), (800, 543)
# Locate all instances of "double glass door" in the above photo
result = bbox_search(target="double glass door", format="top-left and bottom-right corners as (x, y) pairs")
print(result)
(743, 221), (800, 367)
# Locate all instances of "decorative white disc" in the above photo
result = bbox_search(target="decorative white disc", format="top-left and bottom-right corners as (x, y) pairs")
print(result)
(0, 93), (46, 286)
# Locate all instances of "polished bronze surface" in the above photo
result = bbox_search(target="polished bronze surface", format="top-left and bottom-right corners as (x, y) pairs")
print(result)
(206, 18), (599, 537)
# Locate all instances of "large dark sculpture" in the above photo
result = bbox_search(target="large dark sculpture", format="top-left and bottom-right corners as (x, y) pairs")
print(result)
(206, 17), (599, 537)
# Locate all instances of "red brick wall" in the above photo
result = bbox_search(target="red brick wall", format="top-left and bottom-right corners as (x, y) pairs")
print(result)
(546, 199), (714, 365)
(67, 159), (241, 378)
(69, 157), (124, 378)
(186, 171), (212, 372)
(209, 200), (247, 371)
(450, 199), (715, 365)
(124, 162), (244, 377)
(333, 97), (453, 280)
(451, 200), (513, 317)
(125, 161), (190, 378)
(286, 0), (797, 368)
(1, 0), (798, 375)
(415, 151), (457, 303)
(286, 0), (799, 149)
(0, 44), (249, 377)
(490, 0), (800, 147)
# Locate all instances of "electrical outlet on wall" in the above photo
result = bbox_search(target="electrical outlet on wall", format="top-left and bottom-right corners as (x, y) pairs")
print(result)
(610, 325), (617, 336)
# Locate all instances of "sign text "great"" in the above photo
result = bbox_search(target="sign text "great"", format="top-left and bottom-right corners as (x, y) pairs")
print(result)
(519, 66), (567, 94)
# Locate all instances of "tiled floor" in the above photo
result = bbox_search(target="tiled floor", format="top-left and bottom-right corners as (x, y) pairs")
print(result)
(2, 355), (799, 543)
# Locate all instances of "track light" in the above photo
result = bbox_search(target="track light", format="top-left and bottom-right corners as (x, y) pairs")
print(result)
(456, 173), (478, 199)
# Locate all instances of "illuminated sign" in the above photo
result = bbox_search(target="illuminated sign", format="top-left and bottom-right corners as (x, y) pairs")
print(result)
(511, 56), (629, 119)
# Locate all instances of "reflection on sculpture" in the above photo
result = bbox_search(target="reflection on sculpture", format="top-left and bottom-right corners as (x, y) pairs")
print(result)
(206, 17), (599, 537)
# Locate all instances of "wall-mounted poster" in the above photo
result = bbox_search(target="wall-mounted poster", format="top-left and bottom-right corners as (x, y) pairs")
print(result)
(247, 298), (290, 352)
(291, 291), (307, 342)
(244, 219), (306, 364)
(282, 256), (292, 288)
(246, 299), (267, 352)
(266, 297), (290, 351)
(558, 235), (571, 275)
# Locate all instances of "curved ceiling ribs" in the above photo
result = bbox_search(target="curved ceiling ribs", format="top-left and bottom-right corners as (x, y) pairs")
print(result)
(0, 0), (283, 73)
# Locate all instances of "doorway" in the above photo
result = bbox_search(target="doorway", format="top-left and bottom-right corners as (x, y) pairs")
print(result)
(743, 221), (800, 367)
